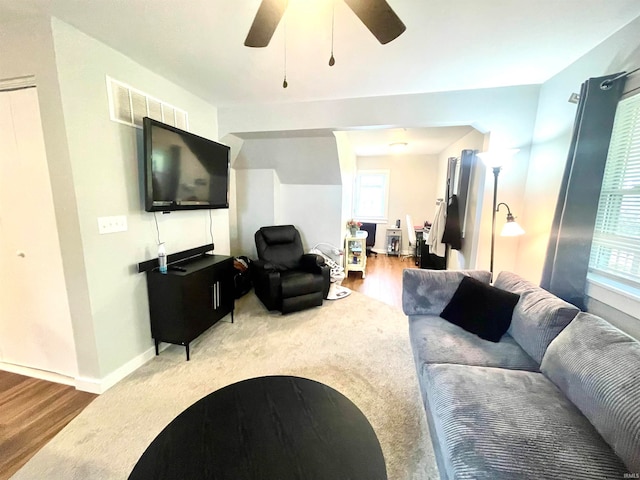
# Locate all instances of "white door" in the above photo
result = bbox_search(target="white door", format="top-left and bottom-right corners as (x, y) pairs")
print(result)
(0, 87), (78, 377)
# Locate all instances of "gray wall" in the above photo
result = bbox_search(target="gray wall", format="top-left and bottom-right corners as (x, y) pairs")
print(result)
(1, 17), (228, 390)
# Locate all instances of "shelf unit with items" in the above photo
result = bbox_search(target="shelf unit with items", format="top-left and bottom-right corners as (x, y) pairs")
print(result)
(345, 231), (367, 278)
(386, 228), (402, 256)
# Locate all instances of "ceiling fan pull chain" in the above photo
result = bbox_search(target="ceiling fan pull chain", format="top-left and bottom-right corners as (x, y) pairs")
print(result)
(283, 5), (288, 88)
(329, 0), (336, 66)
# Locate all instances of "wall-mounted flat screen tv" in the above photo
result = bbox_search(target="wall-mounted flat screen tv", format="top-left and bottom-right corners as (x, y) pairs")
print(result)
(143, 117), (230, 212)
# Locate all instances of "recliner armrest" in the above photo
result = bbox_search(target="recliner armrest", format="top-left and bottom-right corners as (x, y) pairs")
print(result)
(300, 253), (326, 273)
(252, 259), (281, 272)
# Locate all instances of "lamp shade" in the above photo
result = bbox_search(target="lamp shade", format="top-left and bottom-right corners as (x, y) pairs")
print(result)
(501, 216), (525, 236)
(477, 149), (520, 169)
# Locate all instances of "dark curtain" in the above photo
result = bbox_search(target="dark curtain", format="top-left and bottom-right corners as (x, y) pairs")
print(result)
(442, 194), (462, 250)
(540, 73), (626, 309)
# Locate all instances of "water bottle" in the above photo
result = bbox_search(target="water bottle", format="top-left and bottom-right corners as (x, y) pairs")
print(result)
(158, 243), (167, 274)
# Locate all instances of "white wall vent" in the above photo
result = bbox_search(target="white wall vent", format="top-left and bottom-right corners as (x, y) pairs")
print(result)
(106, 76), (189, 130)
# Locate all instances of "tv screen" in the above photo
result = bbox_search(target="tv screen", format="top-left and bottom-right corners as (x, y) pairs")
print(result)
(143, 117), (230, 212)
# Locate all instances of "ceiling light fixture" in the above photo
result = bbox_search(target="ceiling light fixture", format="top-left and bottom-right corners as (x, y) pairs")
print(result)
(389, 142), (408, 153)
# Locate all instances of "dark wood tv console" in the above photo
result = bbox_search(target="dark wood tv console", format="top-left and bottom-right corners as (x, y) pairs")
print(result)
(138, 244), (234, 360)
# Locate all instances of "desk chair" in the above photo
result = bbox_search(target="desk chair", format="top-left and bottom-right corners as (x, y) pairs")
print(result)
(360, 223), (378, 257)
(401, 214), (417, 262)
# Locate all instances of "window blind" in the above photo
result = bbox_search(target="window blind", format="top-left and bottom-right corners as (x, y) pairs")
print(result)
(589, 93), (640, 286)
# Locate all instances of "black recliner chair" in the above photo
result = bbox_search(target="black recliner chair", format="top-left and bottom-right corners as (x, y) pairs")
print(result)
(252, 225), (331, 314)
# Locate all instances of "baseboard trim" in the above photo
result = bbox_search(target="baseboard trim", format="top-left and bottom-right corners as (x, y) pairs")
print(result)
(75, 345), (163, 394)
(2, 344), (169, 395)
(0, 362), (75, 386)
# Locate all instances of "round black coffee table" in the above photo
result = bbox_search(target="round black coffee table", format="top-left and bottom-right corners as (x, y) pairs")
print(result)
(128, 375), (387, 479)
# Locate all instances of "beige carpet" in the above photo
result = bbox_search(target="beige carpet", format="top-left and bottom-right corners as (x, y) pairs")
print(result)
(11, 291), (437, 480)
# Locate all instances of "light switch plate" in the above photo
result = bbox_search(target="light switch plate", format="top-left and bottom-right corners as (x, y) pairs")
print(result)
(98, 215), (128, 234)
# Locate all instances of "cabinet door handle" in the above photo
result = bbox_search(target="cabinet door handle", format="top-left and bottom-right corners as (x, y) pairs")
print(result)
(211, 281), (220, 309)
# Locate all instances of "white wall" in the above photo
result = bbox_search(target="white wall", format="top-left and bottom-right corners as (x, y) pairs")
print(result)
(356, 154), (439, 254)
(334, 131), (357, 239)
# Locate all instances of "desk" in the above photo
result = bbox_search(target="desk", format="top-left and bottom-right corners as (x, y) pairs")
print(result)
(128, 376), (387, 480)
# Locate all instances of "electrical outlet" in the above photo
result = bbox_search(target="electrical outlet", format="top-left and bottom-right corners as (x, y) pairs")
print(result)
(98, 215), (128, 234)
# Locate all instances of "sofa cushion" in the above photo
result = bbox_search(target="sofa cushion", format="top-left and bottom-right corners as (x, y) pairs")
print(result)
(409, 315), (539, 372)
(440, 276), (519, 342)
(493, 271), (579, 363)
(541, 312), (640, 473)
(421, 363), (628, 480)
(402, 269), (492, 316)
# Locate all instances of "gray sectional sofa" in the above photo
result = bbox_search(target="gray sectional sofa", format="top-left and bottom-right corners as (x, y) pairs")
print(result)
(402, 269), (640, 480)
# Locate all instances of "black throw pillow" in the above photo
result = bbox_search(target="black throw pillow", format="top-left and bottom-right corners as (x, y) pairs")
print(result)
(440, 276), (520, 342)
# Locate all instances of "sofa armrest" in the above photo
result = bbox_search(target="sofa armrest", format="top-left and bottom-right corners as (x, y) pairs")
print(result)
(402, 269), (492, 316)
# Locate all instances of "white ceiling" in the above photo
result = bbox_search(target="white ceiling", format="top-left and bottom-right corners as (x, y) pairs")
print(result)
(2, 0), (640, 155)
(234, 126), (476, 156)
(343, 126), (476, 156)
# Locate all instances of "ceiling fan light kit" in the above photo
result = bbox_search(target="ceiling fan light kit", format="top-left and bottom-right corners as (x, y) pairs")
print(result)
(244, 0), (406, 86)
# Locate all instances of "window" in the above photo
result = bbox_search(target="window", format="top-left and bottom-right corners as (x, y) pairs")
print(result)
(353, 170), (390, 222)
(589, 93), (640, 288)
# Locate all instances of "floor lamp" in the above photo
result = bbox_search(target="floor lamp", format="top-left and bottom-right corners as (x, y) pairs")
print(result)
(478, 150), (525, 279)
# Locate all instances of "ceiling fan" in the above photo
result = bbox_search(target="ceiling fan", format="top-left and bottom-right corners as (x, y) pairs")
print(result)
(244, 0), (406, 48)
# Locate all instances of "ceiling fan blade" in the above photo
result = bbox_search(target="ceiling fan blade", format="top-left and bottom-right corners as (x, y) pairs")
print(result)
(244, 0), (288, 48)
(343, 0), (406, 45)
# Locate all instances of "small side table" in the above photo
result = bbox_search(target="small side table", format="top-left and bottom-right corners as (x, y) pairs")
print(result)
(345, 231), (368, 278)
(386, 228), (402, 256)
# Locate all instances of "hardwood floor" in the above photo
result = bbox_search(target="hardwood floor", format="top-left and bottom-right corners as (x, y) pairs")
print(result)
(0, 371), (96, 480)
(341, 252), (418, 309)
